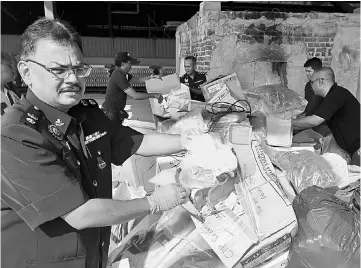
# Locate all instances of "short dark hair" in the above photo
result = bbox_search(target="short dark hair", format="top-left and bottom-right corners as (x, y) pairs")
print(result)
(20, 17), (83, 60)
(184, 56), (197, 64)
(304, 57), (322, 70)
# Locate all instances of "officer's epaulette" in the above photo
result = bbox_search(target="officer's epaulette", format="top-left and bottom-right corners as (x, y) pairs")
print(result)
(79, 99), (99, 108)
(20, 105), (43, 129)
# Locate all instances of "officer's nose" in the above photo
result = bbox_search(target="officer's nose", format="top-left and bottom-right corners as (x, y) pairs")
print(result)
(64, 70), (80, 83)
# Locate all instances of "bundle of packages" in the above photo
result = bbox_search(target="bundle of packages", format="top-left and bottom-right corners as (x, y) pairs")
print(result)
(288, 186), (360, 268)
(262, 144), (342, 193)
(150, 83), (191, 120)
(244, 84), (307, 120)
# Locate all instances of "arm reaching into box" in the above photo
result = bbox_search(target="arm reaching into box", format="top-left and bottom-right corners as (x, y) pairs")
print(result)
(291, 115), (325, 130)
(124, 87), (163, 103)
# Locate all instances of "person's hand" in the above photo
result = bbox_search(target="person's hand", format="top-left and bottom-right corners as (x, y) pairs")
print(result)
(153, 93), (163, 104)
(147, 184), (190, 214)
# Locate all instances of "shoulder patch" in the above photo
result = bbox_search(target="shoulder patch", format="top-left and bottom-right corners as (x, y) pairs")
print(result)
(20, 105), (42, 129)
(80, 99), (99, 107)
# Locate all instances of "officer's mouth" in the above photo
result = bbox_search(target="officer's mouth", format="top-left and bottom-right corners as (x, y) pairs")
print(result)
(60, 87), (82, 95)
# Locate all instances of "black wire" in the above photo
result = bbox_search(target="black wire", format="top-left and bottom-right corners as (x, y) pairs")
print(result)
(205, 99), (252, 132)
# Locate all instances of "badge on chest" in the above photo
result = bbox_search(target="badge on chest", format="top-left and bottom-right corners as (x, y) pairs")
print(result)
(85, 131), (107, 145)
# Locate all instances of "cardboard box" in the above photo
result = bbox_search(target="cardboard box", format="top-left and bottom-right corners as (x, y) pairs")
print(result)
(201, 73), (245, 102)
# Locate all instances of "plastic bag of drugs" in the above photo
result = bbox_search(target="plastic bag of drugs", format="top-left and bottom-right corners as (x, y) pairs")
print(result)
(157, 108), (207, 135)
(265, 148), (342, 193)
(288, 186), (360, 268)
(244, 84), (307, 119)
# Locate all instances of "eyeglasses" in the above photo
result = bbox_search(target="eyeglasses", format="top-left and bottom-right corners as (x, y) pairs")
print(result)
(25, 59), (92, 79)
(310, 78), (324, 87)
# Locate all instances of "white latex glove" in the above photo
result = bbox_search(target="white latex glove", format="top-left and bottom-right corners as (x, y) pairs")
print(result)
(147, 184), (190, 214)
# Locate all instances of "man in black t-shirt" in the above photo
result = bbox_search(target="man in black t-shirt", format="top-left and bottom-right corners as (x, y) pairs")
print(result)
(292, 67), (360, 165)
(180, 56), (207, 102)
(102, 52), (163, 123)
(295, 57), (330, 136)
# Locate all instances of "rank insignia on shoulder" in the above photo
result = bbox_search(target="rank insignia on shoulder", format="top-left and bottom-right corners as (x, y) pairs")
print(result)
(21, 106), (42, 128)
(80, 100), (88, 106)
(48, 125), (64, 141)
(88, 99), (97, 106)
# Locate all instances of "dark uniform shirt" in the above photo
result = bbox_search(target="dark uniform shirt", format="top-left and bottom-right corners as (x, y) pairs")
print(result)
(314, 83), (360, 154)
(103, 69), (133, 113)
(180, 71), (207, 102)
(1, 90), (144, 268)
(304, 81), (324, 116)
(303, 81), (331, 136)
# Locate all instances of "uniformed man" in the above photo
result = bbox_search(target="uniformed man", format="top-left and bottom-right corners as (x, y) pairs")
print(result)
(102, 52), (163, 123)
(1, 17), (190, 268)
(180, 56), (207, 102)
(292, 67), (360, 166)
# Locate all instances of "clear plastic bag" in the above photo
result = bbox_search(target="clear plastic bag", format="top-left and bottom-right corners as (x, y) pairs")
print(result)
(107, 206), (212, 268)
(288, 186), (360, 268)
(321, 134), (351, 164)
(268, 149), (342, 193)
(157, 108), (207, 135)
(244, 84), (307, 119)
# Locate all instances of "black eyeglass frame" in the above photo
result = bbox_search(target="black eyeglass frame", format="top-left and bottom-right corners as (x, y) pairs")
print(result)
(25, 59), (92, 79)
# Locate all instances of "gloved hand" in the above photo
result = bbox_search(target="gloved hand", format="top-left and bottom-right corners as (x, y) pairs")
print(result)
(147, 184), (190, 214)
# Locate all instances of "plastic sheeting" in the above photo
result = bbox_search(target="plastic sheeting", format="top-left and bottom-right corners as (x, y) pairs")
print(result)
(244, 84), (307, 120)
(264, 149), (342, 193)
(288, 186), (360, 268)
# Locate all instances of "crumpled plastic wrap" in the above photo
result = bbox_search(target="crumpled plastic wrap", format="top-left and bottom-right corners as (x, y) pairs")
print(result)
(288, 186), (360, 268)
(179, 132), (238, 189)
(107, 205), (217, 268)
(321, 134), (351, 164)
(157, 109), (207, 135)
(244, 84), (307, 119)
(264, 148), (342, 193)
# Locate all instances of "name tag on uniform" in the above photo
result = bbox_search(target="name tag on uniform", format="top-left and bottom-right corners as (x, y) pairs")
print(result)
(85, 131), (107, 145)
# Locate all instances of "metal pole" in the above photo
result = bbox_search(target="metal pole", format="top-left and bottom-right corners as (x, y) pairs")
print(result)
(44, 1), (55, 19)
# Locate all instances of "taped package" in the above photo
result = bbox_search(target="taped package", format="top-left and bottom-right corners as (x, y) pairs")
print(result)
(201, 73), (245, 102)
(149, 83), (191, 119)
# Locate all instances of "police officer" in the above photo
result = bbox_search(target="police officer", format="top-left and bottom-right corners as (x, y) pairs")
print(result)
(180, 56), (207, 102)
(1, 18), (190, 268)
(102, 52), (163, 124)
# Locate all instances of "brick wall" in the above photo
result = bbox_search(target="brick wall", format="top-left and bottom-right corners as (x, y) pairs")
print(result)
(177, 11), (357, 73)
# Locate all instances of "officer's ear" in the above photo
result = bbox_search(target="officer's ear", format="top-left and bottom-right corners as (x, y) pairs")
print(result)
(17, 61), (32, 87)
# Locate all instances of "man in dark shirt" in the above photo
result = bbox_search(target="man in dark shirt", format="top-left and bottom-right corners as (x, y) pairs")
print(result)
(292, 67), (360, 165)
(102, 52), (163, 123)
(297, 57), (330, 136)
(180, 56), (207, 102)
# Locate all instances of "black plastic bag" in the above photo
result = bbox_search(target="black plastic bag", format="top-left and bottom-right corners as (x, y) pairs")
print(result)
(288, 186), (360, 268)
